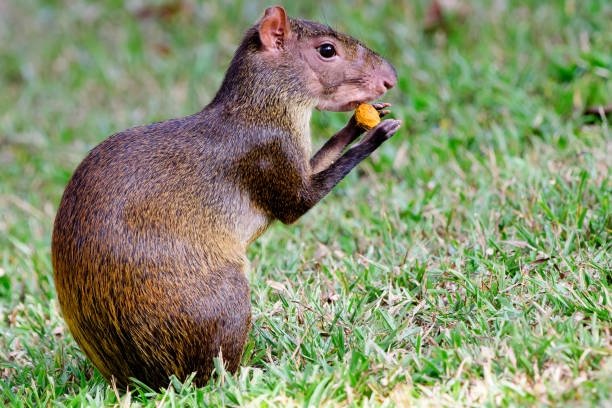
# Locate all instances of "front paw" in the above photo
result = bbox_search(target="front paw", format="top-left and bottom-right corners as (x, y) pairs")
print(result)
(370, 102), (392, 118)
(361, 119), (402, 145)
(347, 102), (392, 130)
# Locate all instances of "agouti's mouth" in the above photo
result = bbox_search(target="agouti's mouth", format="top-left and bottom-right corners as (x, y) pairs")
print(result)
(348, 101), (361, 110)
(346, 100), (370, 110)
(315, 97), (377, 112)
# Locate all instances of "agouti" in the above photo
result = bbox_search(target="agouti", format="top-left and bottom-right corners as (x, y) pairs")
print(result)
(52, 6), (399, 389)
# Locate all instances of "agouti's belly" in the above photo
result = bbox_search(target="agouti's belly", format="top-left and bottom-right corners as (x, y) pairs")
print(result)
(235, 192), (272, 248)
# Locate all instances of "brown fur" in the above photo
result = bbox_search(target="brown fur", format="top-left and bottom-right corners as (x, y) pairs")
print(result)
(52, 6), (399, 389)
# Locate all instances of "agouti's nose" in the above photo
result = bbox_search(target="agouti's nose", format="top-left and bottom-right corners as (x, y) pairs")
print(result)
(380, 60), (398, 91)
(385, 64), (398, 89)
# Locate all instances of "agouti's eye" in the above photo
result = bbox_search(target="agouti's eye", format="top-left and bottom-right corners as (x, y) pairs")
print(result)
(317, 43), (336, 59)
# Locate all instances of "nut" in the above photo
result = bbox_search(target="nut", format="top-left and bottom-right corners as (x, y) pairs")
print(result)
(354, 103), (381, 130)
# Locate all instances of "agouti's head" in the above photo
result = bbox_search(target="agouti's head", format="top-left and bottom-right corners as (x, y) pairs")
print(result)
(212, 6), (398, 114)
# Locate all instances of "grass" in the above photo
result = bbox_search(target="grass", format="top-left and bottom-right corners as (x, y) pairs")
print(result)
(1, 0), (611, 406)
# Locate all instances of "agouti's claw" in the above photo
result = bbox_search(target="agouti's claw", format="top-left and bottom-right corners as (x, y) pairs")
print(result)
(371, 102), (391, 111)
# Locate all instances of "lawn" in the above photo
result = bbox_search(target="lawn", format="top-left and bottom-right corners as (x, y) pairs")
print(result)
(1, 0), (611, 406)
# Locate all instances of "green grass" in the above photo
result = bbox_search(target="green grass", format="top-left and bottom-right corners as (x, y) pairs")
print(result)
(1, 0), (611, 406)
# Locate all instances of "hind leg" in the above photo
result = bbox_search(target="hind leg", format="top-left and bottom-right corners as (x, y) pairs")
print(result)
(200, 263), (252, 378)
(60, 261), (252, 389)
(139, 263), (253, 388)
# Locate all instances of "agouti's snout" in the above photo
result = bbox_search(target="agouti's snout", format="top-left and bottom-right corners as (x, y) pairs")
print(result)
(379, 59), (398, 92)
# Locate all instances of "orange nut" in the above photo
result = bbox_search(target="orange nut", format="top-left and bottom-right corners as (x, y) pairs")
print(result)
(354, 103), (381, 130)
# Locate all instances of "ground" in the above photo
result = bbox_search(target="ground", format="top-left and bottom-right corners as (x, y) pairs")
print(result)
(0, 0), (611, 406)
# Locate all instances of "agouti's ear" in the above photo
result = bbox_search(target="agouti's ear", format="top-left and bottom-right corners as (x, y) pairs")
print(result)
(259, 6), (290, 53)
